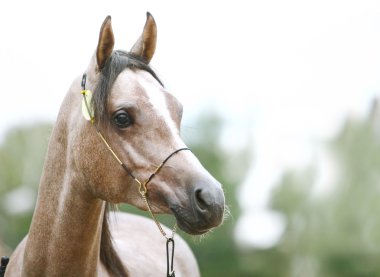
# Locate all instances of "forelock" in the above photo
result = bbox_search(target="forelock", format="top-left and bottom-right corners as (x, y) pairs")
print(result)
(92, 50), (163, 124)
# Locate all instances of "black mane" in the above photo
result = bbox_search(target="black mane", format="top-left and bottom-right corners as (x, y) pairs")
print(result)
(93, 50), (163, 123)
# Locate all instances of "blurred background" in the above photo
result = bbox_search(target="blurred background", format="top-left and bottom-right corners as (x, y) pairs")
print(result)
(2, 0), (380, 276)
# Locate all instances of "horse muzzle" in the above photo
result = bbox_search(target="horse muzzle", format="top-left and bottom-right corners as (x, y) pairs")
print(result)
(170, 180), (225, 235)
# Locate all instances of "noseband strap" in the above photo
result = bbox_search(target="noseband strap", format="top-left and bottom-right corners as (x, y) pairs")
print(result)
(141, 147), (191, 193)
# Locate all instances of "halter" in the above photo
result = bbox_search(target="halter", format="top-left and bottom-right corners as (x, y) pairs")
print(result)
(81, 73), (189, 276)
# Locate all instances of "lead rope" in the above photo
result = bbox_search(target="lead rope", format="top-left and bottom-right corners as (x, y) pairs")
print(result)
(81, 73), (189, 276)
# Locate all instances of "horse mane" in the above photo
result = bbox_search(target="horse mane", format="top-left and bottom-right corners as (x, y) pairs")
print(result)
(100, 204), (128, 277)
(97, 51), (162, 277)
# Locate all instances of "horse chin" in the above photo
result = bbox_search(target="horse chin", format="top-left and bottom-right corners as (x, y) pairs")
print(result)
(170, 205), (216, 235)
(176, 219), (210, 235)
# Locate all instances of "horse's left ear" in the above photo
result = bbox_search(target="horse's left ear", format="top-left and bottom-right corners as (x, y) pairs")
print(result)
(130, 12), (157, 63)
(97, 16), (115, 70)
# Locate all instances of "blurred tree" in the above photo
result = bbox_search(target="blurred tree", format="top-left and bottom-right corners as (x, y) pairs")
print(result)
(247, 99), (380, 276)
(0, 123), (51, 251)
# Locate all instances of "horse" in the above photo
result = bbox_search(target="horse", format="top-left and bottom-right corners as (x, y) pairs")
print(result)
(5, 13), (225, 277)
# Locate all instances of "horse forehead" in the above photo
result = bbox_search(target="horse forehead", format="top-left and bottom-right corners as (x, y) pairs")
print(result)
(111, 70), (180, 128)
(112, 70), (166, 103)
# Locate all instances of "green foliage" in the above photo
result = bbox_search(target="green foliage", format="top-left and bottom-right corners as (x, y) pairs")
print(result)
(0, 123), (52, 251)
(239, 248), (291, 277)
(257, 110), (380, 276)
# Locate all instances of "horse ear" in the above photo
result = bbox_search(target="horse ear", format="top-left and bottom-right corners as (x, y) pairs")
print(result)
(130, 12), (157, 63)
(97, 16), (115, 70)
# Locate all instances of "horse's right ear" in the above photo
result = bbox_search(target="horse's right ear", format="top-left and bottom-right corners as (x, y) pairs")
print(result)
(96, 16), (114, 70)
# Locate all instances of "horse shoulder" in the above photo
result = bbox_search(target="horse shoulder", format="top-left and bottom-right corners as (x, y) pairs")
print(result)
(5, 236), (28, 277)
(108, 212), (200, 277)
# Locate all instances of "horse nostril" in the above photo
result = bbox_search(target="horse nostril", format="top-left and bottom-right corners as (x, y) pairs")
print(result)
(190, 182), (225, 229)
(195, 188), (209, 211)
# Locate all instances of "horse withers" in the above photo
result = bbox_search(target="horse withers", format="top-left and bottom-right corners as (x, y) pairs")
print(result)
(5, 13), (225, 277)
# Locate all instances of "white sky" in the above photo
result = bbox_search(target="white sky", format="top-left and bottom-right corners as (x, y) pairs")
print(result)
(2, 0), (380, 248)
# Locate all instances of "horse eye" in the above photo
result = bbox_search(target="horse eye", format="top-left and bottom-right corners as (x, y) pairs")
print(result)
(113, 111), (133, 128)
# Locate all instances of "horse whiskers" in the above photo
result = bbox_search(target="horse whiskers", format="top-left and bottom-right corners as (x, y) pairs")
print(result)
(188, 230), (212, 244)
(223, 205), (231, 222)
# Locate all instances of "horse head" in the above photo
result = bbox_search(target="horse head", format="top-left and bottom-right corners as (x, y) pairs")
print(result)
(68, 13), (225, 235)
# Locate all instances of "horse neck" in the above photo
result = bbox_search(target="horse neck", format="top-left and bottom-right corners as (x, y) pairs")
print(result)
(22, 92), (106, 277)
